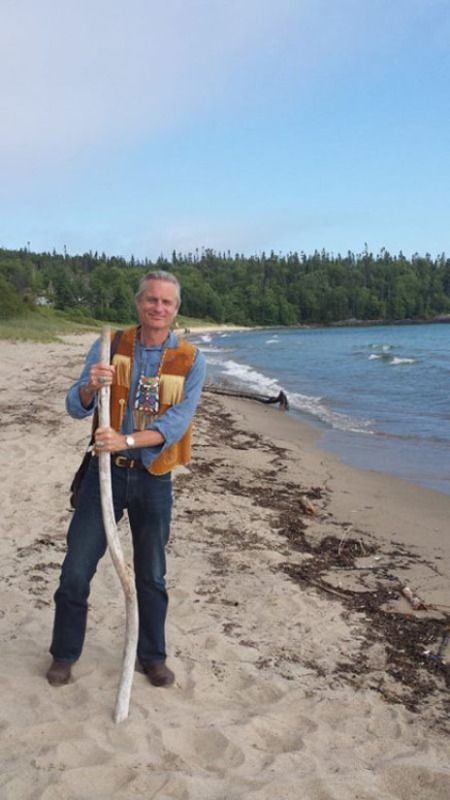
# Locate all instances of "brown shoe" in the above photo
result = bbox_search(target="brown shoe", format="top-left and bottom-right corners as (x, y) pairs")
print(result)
(142, 662), (175, 687)
(46, 659), (72, 686)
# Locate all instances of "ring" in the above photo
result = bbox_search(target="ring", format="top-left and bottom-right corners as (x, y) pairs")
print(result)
(98, 376), (107, 384)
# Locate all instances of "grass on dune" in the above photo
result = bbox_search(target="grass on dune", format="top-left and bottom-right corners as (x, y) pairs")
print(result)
(0, 308), (216, 343)
(174, 314), (216, 330)
(0, 308), (105, 343)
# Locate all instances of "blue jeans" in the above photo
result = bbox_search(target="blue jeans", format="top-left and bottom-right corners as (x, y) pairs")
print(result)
(50, 458), (172, 665)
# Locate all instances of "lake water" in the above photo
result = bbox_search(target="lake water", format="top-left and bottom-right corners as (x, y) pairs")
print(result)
(191, 323), (450, 496)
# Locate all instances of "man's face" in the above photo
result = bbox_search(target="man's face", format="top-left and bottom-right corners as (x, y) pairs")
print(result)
(136, 279), (179, 333)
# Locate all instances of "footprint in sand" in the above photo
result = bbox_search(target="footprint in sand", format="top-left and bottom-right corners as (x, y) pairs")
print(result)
(32, 738), (111, 771)
(52, 764), (137, 798)
(249, 715), (317, 755)
(382, 764), (450, 800)
(162, 726), (245, 772)
(233, 676), (286, 707)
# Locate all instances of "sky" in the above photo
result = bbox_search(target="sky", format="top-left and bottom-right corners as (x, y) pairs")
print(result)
(1, 0), (449, 261)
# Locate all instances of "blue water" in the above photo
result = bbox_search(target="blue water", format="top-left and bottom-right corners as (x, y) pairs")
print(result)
(191, 324), (450, 496)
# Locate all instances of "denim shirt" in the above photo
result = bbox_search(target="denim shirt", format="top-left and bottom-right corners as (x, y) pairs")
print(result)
(66, 330), (206, 468)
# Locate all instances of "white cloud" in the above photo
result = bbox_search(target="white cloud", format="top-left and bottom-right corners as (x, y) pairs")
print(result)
(114, 201), (347, 261)
(0, 1), (302, 174)
(2, 0), (429, 180)
(2, 0), (448, 271)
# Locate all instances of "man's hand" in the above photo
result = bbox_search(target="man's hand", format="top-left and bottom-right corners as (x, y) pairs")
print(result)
(94, 426), (126, 454)
(79, 362), (116, 408)
(86, 362), (115, 392)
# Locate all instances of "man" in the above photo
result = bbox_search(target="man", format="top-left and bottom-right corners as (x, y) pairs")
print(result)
(47, 270), (206, 688)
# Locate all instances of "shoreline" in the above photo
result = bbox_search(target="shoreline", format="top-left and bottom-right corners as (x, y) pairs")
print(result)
(214, 393), (450, 608)
(211, 381), (450, 500)
(191, 323), (450, 500)
(185, 315), (450, 336)
(182, 323), (259, 335)
(1, 335), (449, 799)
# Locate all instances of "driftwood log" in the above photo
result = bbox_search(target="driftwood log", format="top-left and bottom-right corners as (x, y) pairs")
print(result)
(98, 327), (139, 723)
(204, 384), (289, 410)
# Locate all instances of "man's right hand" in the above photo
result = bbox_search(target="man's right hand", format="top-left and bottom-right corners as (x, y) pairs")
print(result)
(79, 362), (116, 407)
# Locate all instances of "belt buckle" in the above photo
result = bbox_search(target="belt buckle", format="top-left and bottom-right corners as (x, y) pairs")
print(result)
(115, 455), (128, 468)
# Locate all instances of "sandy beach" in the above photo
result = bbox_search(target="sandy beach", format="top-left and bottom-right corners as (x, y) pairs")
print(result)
(0, 332), (449, 800)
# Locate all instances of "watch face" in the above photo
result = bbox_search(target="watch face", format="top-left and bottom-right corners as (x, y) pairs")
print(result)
(126, 436), (135, 447)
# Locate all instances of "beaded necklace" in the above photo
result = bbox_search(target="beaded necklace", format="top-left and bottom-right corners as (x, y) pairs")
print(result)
(133, 336), (167, 430)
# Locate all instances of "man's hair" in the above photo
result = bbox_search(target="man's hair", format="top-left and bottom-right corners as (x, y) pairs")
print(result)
(135, 270), (181, 308)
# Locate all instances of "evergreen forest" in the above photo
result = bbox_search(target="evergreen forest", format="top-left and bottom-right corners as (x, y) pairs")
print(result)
(1, 246), (450, 327)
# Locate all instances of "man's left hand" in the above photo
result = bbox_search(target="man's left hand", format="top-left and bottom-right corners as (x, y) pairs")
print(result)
(94, 426), (125, 453)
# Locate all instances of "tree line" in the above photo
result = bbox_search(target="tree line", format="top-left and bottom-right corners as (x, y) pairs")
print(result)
(1, 245), (450, 326)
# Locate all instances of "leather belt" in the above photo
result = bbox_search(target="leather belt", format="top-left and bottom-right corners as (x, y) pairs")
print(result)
(112, 455), (146, 470)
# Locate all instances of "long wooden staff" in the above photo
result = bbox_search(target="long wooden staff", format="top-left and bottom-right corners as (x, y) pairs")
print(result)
(98, 326), (139, 723)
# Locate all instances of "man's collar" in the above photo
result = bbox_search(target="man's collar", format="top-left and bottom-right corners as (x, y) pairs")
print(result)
(136, 329), (178, 350)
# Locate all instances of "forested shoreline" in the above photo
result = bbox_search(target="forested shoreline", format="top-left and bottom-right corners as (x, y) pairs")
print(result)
(1, 246), (450, 326)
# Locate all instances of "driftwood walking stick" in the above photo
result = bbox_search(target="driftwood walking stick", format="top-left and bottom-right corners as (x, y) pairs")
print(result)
(98, 327), (139, 723)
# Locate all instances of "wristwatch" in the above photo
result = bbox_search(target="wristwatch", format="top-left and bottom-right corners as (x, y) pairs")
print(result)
(125, 435), (136, 448)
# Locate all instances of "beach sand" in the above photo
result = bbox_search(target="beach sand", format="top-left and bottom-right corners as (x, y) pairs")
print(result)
(0, 333), (449, 800)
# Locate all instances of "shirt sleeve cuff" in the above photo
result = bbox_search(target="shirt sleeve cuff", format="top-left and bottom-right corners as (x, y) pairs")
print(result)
(65, 387), (97, 418)
(148, 419), (170, 446)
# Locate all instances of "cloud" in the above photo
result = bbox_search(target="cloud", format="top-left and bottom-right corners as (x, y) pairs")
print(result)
(2, 0), (431, 180)
(112, 200), (348, 261)
(0, 1), (303, 175)
(2, 0), (448, 268)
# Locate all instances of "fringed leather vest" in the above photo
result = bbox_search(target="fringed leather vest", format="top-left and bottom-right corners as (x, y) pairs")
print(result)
(109, 327), (197, 475)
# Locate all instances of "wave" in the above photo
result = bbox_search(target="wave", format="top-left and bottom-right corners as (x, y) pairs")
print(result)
(288, 392), (373, 434)
(390, 357), (417, 366)
(369, 343), (394, 352)
(219, 359), (372, 434)
(368, 353), (417, 365)
(265, 337), (279, 344)
(368, 352), (393, 362)
(199, 346), (232, 354)
(374, 429), (450, 446)
(221, 360), (280, 394)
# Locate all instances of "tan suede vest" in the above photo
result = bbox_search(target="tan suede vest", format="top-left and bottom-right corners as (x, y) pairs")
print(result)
(109, 327), (197, 475)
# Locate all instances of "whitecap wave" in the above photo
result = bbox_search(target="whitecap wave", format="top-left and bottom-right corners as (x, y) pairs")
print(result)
(368, 353), (417, 366)
(265, 337), (279, 344)
(221, 360), (279, 394)
(218, 359), (372, 434)
(199, 346), (229, 354)
(369, 343), (394, 352)
(288, 392), (373, 434)
(390, 357), (417, 366)
(200, 334), (212, 343)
